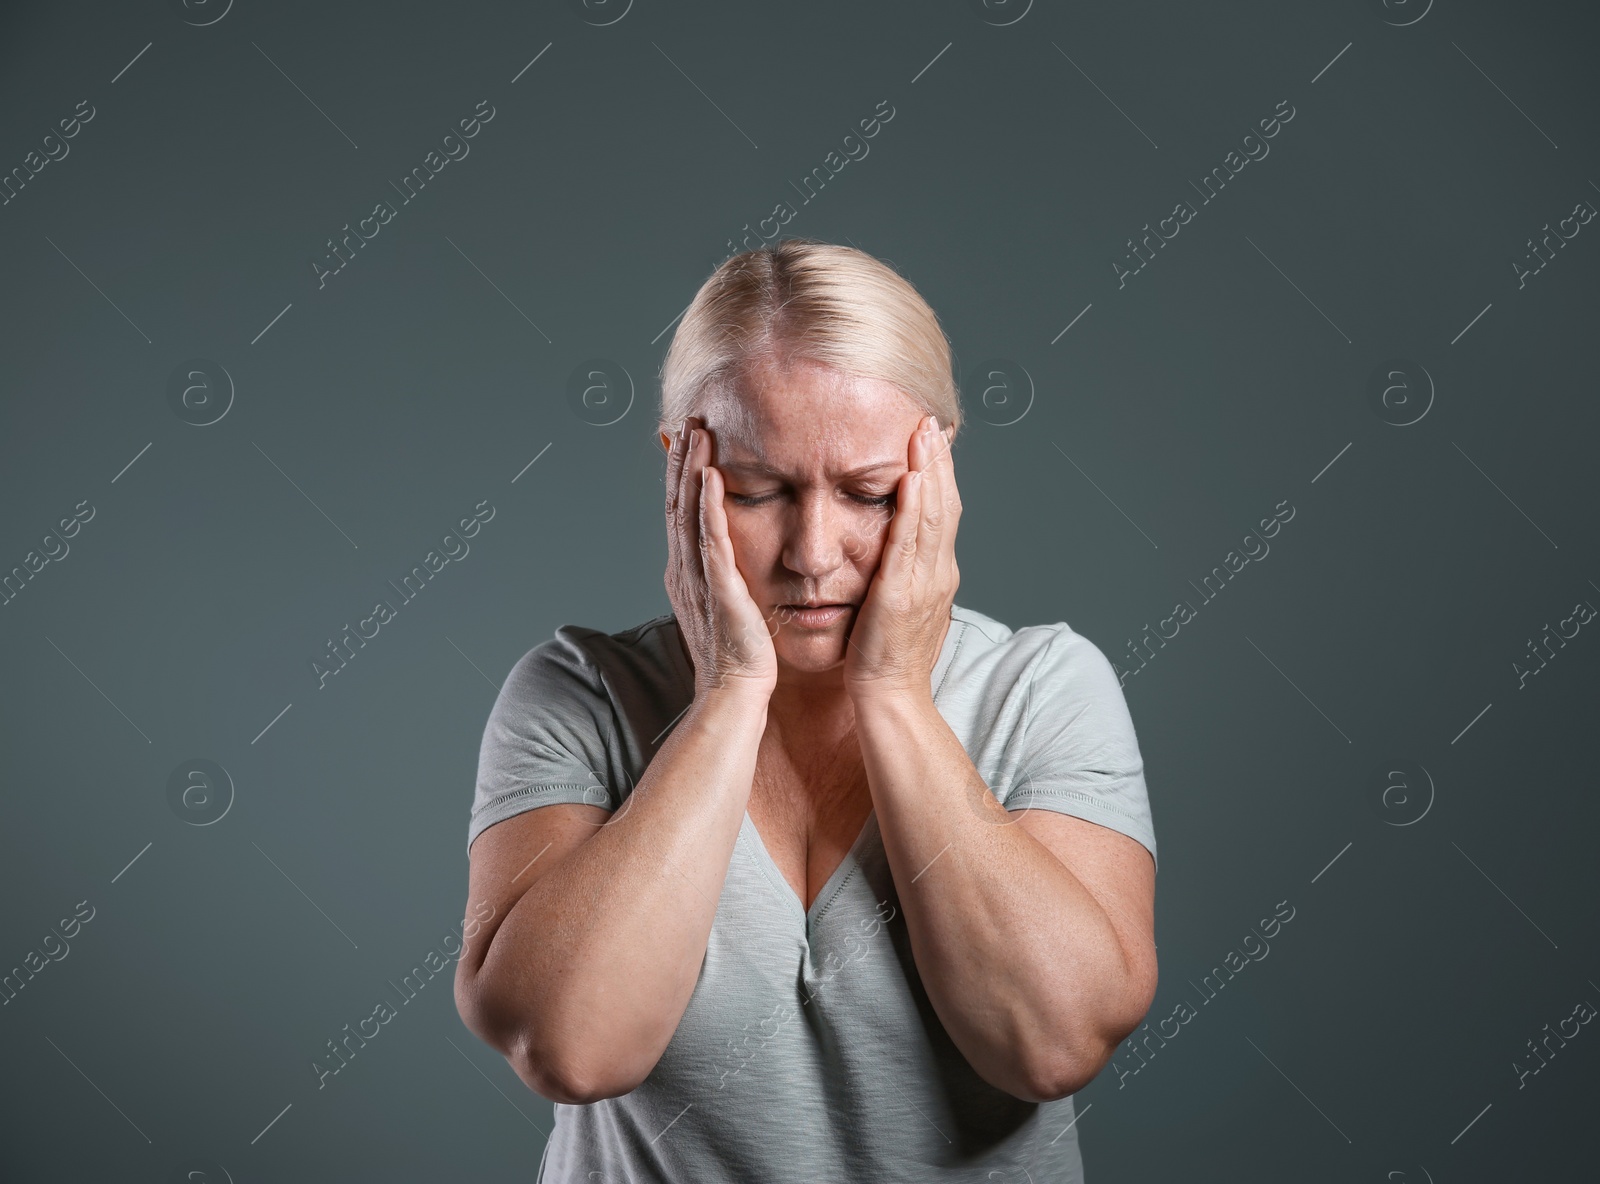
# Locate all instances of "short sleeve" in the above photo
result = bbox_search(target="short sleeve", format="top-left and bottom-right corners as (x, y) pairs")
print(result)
(1003, 626), (1158, 872)
(466, 633), (619, 854)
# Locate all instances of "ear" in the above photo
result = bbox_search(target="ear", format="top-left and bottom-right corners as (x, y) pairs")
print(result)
(658, 431), (672, 453)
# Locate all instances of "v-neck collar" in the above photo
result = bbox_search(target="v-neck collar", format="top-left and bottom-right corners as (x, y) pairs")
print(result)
(720, 607), (968, 932)
(742, 808), (880, 928)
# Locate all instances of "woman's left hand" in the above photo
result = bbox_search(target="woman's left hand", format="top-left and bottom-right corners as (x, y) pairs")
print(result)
(844, 414), (961, 702)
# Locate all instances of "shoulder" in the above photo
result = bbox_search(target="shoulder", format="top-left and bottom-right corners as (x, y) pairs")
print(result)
(944, 603), (1120, 700)
(497, 612), (688, 709)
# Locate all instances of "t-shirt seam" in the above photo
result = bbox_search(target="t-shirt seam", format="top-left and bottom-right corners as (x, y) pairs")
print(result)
(1007, 624), (1063, 806)
(741, 826), (805, 919)
(931, 617), (968, 705)
(808, 857), (864, 925)
(1006, 783), (1146, 823)
(561, 630), (627, 812)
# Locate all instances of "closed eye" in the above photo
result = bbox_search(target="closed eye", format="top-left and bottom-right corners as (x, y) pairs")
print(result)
(727, 491), (895, 508)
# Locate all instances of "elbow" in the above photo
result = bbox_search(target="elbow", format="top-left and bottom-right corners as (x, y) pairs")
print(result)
(1023, 1048), (1107, 1102)
(1024, 965), (1161, 1102)
(510, 1030), (647, 1104)
(454, 967), (646, 1105)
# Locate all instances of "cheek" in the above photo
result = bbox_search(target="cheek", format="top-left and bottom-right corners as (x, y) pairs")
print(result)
(841, 509), (893, 566)
(726, 516), (779, 572)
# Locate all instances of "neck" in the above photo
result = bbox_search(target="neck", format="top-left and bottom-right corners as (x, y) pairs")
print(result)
(768, 666), (855, 740)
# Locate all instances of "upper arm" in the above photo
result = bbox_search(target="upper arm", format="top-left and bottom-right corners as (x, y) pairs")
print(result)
(1011, 807), (1157, 1023)
(458, 802), (612, 982)
(1002, 626), (1159, 872)
(467, 634), (621, 854)
(456, 634), (619, 1030)
(1001, 626), (1160, 1043)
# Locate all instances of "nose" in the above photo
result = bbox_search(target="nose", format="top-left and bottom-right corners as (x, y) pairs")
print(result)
(780, 490), (849, 591)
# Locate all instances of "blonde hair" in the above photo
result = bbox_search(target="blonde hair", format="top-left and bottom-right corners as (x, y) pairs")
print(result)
(658, 238), (960, 440)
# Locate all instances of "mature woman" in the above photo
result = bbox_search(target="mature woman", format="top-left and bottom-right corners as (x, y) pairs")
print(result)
(455, 239), (1159, 1182)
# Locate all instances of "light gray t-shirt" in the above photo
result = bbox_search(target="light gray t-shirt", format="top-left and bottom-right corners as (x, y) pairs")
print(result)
(468, 603), (1158, 1183)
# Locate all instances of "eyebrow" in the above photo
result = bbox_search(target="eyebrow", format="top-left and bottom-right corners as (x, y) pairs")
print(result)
(717, 459), (903, 480)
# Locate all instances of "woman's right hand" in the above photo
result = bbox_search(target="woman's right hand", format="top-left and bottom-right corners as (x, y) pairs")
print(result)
(663, 417), (778, 699)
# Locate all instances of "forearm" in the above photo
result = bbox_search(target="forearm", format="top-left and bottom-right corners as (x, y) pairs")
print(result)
(854, 690), (1139, 1100)
(475, 686), (768, 1099)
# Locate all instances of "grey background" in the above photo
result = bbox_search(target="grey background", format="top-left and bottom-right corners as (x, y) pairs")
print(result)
(1, 0), (1596, 1180)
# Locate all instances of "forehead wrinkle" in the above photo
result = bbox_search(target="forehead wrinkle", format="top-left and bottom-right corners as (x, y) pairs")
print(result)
(719, 457), (902, 481)
(702, 358), (919, 480)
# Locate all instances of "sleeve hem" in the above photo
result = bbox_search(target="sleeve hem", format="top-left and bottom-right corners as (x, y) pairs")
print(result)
(1001, 789), (1158, 872)
(467, 782), (610, 854)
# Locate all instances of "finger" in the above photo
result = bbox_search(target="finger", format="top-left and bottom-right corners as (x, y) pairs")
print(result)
(914, 420), (947, 580)
(683, 425), (707, 583)
(664, 419), (686, 522)
(676, 424), (708, 622)
(699, 464), (735, 588)
(669, 423), (694, 593)
(936, 425), (962, 580)
(700, 465), (765, 671)
(880, 465), (923, 591)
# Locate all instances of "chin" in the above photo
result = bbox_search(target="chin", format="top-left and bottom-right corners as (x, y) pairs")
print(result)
(772, 632), (849, 675)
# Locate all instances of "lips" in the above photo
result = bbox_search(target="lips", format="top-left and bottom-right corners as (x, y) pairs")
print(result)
(778, 602), (855, 627)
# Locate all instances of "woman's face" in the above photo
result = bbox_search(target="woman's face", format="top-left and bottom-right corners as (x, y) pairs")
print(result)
(662, 356), (952, 681)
